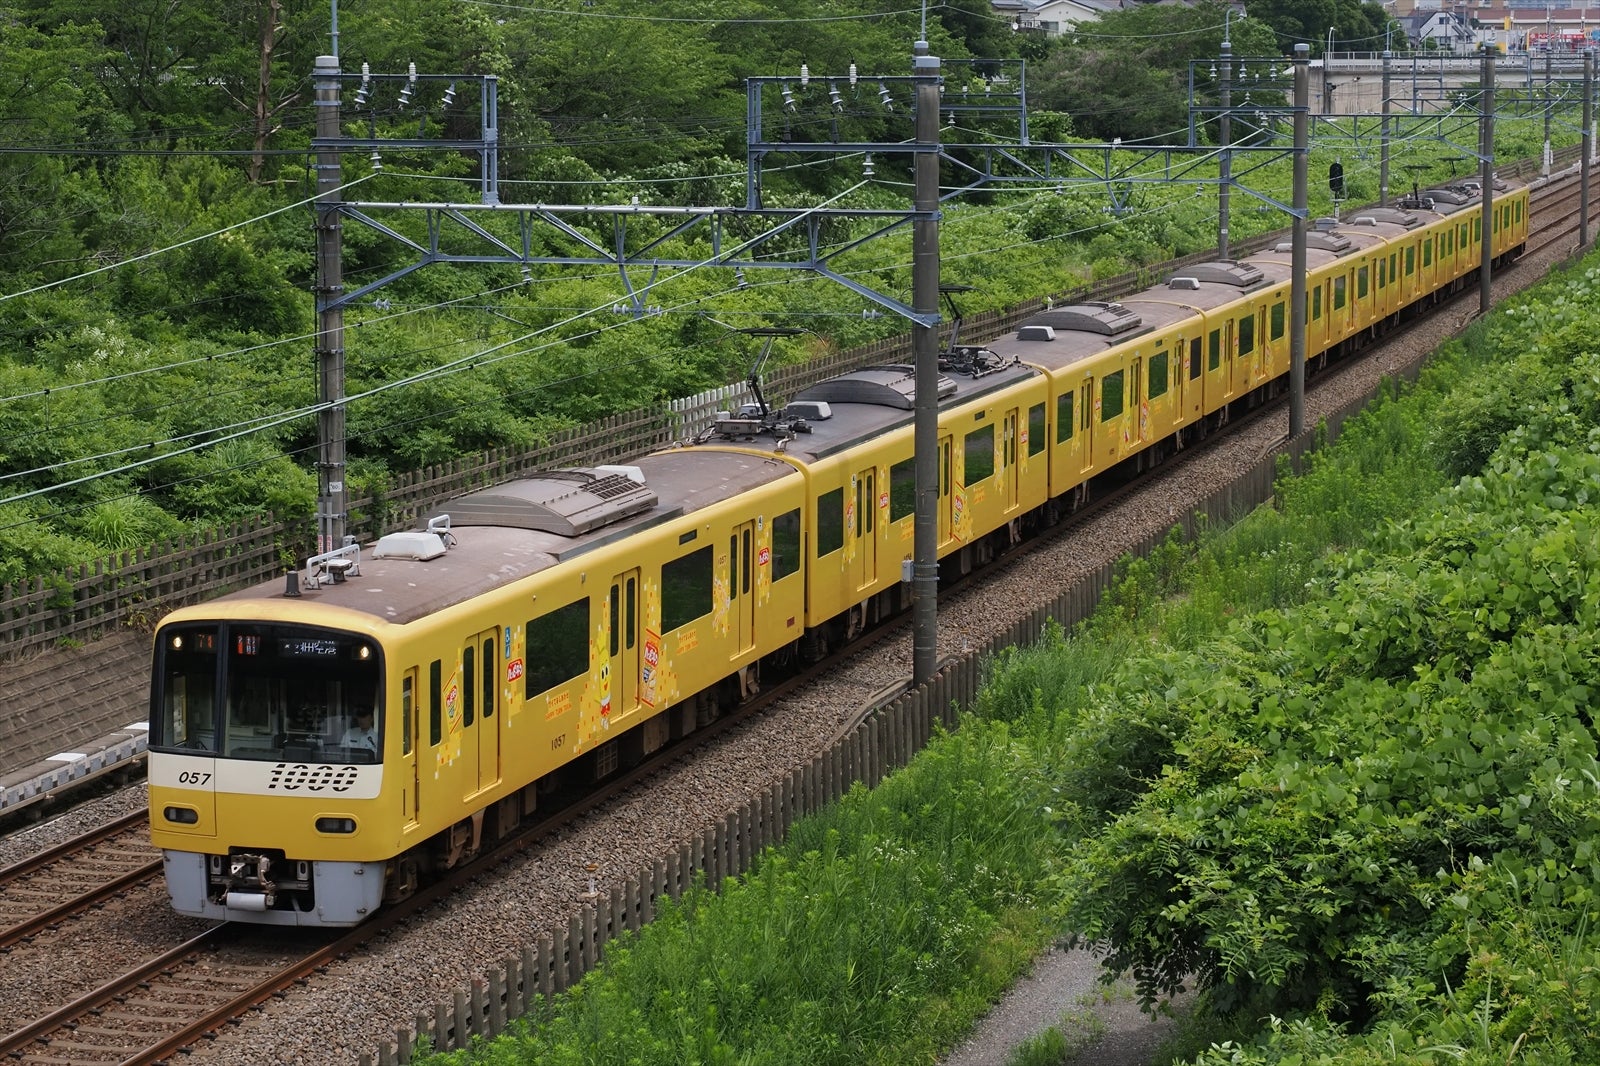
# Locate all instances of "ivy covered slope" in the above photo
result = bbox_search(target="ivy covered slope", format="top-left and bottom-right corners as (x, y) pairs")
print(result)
(1061, 263), (1600, 1062)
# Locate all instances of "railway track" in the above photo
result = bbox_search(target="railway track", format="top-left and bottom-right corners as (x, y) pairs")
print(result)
(0, 810), (161, 950)
(0, 159), (1592, 1066)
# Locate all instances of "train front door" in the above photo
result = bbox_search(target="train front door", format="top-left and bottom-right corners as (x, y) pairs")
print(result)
(461, 627), (500, 799)
(608, 569), (640, 716)
(852, 468), (877, 591)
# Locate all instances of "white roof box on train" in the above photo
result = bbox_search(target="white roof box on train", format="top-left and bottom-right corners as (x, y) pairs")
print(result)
(373, 530), (451, 561)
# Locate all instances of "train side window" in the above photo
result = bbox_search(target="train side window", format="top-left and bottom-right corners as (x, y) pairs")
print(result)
(1055, 393), (1074, 442)
(1238, 315), (1254, 356)
(1515, 200), (1523, 222)
(772, 508), (802, 579)
(1189, 337), (1202, 379)
(1405, 246), (1415, 274)
(1100, 370), (1124, 421)
(816, 489), (844, 557)
(1357, 266), (1368, 299)
(399, 675), (413, 756)
(965, 424), (995, 482)
(1312, 286), (1322, 321)
(462, 643), (475, 727)
(1389, 252), (1397, 280)
(1027, 403), (1046, 456)
(662, 545), (714, 630)
(429, 660), (442, 746)
(1333, 276), (1347, 310)
(1473, 217), (1481, 241)
(1270, 303), (1285, 341)
(889, 459), (915, 522)
(1148, 351), (1169, 399)
(525, 600), (589, 697)
(1207, 329), (1220, 370)
(1422, 241), (1433, 268)
(1377, 258), (1386, 288)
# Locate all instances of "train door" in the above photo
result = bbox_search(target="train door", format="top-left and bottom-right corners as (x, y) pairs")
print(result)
(401, 668), (419, 828)
(1130, 358), (1145, 446)
(1223, 320), (1236, 399)
(850, 471), (876, 592)
(938, 436), (954, 545)
(460, 627), (500, 799)
(1002, 409), (1019, 511)
(728, 526), (756, 653)
(1184, 337), (1202, 423)
(1078, 378), (1094, 476)
(609, 569), (641, 709)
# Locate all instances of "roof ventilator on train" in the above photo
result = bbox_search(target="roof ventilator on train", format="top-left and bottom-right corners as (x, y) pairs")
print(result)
(1017, 301), (1144, 339)
(369, 514), (457, 562)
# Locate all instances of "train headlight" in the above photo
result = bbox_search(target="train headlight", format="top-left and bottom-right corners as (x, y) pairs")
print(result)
(315, 816), (357, 834)
(163, 806), (200, 824)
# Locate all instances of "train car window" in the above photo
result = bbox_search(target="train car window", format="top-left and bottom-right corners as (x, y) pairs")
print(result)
(889, 460), (916, 521)
(1422, 241), (1433, 268)
(155, 625), (219, 751)
(1055, 393), (1074, 442)
(816, 489), (844, 557)
(862, 475), (875, 537)
(1357, 266), (1369, 300)
(1270, 303), (1285, 341)
(1100, 370), (1124, 421)
(965, 425), (995, 483)
(429, 660), (442, 746)
(1405, 246), (1415, 275)
(1473, 217), (1481, 241)
(772, 509), (802, 579)
(1207, 330), (1221, 370)
(1238, 315), (1254, 356)
(1028, 403), (1046, 456)
(626, 577), (637, 649)
(462, 643), (476, 727)
(1389, 252), (1397, 281)
(481, 637), (495, 720)
(611, 585), (622, 655)
(1189, 337), (1202, 380)
(1378, 259), (1386, 288)
(400, 675), (414, 756)
(1333, 277), (1347, 310)
(1148, 351), (1169, 399)
(662, 546), (714, 630)
(525, 600), (589, 697)
(1515, 200), (1523, 222)
(1312, 286), (1322, 321)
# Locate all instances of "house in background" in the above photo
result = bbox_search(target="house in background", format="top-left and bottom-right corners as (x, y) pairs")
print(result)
(990, 0), (1127, 34)
(1398, 9), (1479, 48)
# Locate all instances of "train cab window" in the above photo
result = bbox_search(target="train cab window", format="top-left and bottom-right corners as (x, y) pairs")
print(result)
(1027, 403), (1046, 456)
(1148, 350), (1169, 399)
(1056, 393), (1074, 442)
(1207, 329), (1221, 371)
(1100, 370), (1124, 421)
(525, 599), (589, 697)
(1357, 266), (1368, 299)
(1270, 303), (1285, 341)
(1333, 276), (1347, 310)
(1238, 315), (1255, 356)
(819, 486), (844, 557)
(429, 660), (442, 746)
(772, 508), (802, 579)
(889, 459), (915, 521)
(965, 425), (995, 482)
(662, 545), (714, 630)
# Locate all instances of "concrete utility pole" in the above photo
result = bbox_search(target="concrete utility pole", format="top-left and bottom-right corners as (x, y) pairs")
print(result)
(1583, 51), (1594, 247)
(1290, 45), (1309, 440)
(912, 41), (942, 687)
(1381, 49), (1393, 206)
(1480, 47), (1496, 316)
(313, 55), (348, 553)
(1218, 38), (1232, 258)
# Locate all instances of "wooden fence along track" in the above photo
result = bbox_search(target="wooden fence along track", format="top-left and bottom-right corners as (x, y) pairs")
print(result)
(2, 147), (1587, 661)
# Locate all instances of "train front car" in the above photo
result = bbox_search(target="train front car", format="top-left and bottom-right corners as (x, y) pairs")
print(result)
(148, 608), (390, 926)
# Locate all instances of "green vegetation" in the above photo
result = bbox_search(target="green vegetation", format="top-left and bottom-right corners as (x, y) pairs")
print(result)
(0, 0), (1571, 585)
(411, 203), (1600, 1066)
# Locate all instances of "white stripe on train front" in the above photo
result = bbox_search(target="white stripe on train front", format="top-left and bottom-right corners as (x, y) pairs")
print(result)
(149, 752), (382, 800)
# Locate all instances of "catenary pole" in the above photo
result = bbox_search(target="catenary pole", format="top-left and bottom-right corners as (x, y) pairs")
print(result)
(313, 55), (348, 553)
(1480, 47), (1496, 315)
(912, 42), (942, 686)
(1290, 44), (1308, 440)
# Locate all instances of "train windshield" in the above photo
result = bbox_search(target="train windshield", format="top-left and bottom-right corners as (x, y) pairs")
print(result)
(152, 622), (383, 764)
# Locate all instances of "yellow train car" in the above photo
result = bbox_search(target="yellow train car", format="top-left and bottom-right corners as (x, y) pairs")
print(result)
(148, 178), (1528, 926)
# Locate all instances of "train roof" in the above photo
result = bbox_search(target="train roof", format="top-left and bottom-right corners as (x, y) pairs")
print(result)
(213, 449), (800, 625)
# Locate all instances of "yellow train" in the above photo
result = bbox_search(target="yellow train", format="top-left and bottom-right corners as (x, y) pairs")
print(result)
(149, 180), (1529, 925)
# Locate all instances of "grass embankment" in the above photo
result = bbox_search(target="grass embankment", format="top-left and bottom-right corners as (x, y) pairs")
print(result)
(419, 254), (1600, 1065)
